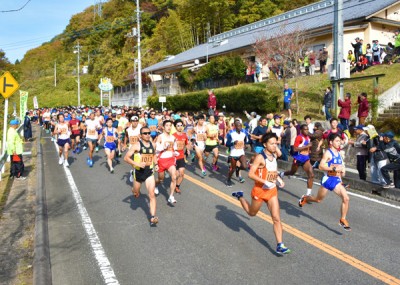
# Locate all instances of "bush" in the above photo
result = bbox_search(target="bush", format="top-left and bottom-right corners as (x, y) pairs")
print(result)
(147, 84), (279, 114)
(374, 118), (400, 135)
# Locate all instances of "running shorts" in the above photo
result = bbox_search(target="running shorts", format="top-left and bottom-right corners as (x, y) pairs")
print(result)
(321, 175), (342, 191)
(251, 186), (278, 202)
(57, 138), (71, 147)
(176, 158), (186, 169)
(284, 102), (291, 110)
(135, 167), (154, 183)
(205, 144), (218, 153)
(158, 157), (176, 173)
(70, 133), (80, 140)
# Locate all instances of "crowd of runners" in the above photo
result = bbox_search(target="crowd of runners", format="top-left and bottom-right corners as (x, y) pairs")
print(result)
(32, 104), (378, 255)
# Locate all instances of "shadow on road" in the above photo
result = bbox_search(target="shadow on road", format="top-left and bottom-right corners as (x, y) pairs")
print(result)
(215, 205), (280, 256)
(122, 194), (151, 219)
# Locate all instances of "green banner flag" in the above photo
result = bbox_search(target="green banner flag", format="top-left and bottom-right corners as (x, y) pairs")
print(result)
(20, 90), (28, 120)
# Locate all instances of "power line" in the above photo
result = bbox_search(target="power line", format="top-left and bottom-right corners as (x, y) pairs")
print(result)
(0, 0), (32, 13)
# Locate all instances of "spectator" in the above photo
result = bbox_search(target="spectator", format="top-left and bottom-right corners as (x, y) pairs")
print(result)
(394, 30), (400, 57)
(304, 115), (314, 134)
(7, 120), (26, 180)
(338, 93), (352, 130)
(318, 47), (328, 74)
(309, 122), (324, 168)
(283, 83), (294, 120)
(380, 131), (400, 188)
(349, 125), (369, 180)
(323, 87), (333, 121)
(347, 50), (356, 66)
(303, 52), (310, 75)
(309, 50), (316, 75)
(357, 92), (369, 125)
(281, 120), (291, 161)
(251, 117), (268, 154)
(23, 111), (33, 142)
(351, 37), (362, 61)
(372, 40), (381, 65)
(207, 89), (217, 116)
(244, 111), (259, 135)
(255, 61), (262, 82)
(364, 125), (388, 185)
(365, 43), (373, 66)
(355, 55), (368, 73)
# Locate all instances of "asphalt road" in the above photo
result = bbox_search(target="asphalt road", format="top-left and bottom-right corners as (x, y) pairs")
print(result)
(42, 132), (400, 285)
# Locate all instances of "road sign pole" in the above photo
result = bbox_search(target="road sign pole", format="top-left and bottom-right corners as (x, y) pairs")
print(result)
(1, 98), (8, 174)
(101, 90), (103, 106)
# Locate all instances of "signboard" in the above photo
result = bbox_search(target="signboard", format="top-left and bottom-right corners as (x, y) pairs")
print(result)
(98, 77), (113, 92)
(20, 90), (28, 120)
(159, 96), (166, 103)
(33, 96), (39, 109)
(0, 71), (19, 99)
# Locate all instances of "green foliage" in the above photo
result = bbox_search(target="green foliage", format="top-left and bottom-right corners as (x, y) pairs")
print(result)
(147, 84), (278, 113)
(375, 118), (400, 135)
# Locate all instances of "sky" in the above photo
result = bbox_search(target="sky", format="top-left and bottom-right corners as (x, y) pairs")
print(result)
(0, 0), (96, 63)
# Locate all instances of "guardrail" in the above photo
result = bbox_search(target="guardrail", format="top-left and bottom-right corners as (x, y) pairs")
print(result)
(0, 124), (23, 181)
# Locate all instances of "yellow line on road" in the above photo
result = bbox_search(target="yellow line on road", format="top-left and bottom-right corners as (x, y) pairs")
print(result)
(185, 174), (400, 285)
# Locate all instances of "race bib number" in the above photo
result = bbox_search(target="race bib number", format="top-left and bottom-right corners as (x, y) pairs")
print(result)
(129, 136), (139, 144)
(106, 136), (115, 143)
(149, 125), (157, 132)
(88, 129), (96, 136)
(60, 128), (67, 134)
(164, 141), (174, 151)
(265, 171), (278, 182)
(187, 129), (193, 138)
(300, 149), (309, 155)
(196, 133), (206, 141)
(176, 141), (185, 150)
(235, 141), (244, 149)
(72, 124), (79, 130)
(327, 164), (342, 177)
(141, 154), (154, 166)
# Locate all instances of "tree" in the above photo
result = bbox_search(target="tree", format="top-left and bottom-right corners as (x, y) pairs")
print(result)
(254, 23), (310, 113)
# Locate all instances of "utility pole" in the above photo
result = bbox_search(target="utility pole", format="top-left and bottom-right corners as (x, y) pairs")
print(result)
(332, 0), (344, 116)
(74, 43), (81, 106)
(136, 0), (142, 108)
(54, 61), (57, 87)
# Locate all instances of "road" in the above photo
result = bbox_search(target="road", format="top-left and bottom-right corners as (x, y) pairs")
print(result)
(42, 131), (400, 285)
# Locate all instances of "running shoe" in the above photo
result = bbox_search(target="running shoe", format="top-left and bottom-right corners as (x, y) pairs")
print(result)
(76, 147), (80, 154)
(226, 179), (233, 187)
(15, 176), (27, 181)
(129, 170), (134, 183)
(239, 176), (245, 183)
(278, 171), (285, 179)
(154, 187), (159, 195)
(339, 219), (351, 231)
(175, 186), (181, 194)
(89, 160), (93, 167)
(83, 145), (87, 150)
(383, 183), (395, 189)
(298, 195), (307, 208)
(231, 191), (243, 199)
(247, 160), (251, 170)
(276, 243), (291, 255)
(86, 157), (90, 166)
(115, 158), (120, 164)
(72, 149), (76, 154)
(64, 160), (69, 167)
(110, 167), (114, 173)
(150, 216), (159, 227)
(58, 156), (64, 165)
(168, 196), (177, 204)
(95, 146), (99, 152)
(201, 170), (207, 177)
(212, 164), (219, 171)
(235, 167), (240, 178)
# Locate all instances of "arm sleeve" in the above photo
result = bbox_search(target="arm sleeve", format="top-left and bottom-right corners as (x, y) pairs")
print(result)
(225, 132), (233, 148)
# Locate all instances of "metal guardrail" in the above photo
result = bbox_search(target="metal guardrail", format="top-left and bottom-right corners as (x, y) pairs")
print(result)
(0, 124), (23, 180)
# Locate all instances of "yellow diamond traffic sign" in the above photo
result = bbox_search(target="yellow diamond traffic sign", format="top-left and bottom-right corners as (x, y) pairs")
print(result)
(0, 71), (19, 99)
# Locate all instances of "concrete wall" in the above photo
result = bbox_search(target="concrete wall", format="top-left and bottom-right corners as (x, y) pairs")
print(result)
(374, 3), (400, 21)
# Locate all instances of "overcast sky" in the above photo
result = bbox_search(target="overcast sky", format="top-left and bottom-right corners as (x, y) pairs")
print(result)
(0, 0), (96, 63)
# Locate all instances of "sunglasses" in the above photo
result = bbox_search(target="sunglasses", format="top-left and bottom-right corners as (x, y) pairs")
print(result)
(141, 132), (151, 135)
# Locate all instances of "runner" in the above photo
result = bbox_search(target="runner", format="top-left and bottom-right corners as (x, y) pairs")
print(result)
(173, 119), (190, 193)
(94, 109), (105, 153)
(225, 120), (249, 187)
(124, 126), (159, 226)
(217, 113), (227, 145)
(193, 114), (208, 176)
(146, 110), (159, 141)
(117, 110), (129, 156)
(85, 112), (102, 167)
(103, 118), (118, 173)
(69, 112), (81, 154)
(205, 115), (220, 171)
(124, 115), (142, 149)
(280, 124), (314, 197)
(154, 120), (178, 203)
(299, 133), (351, 231)
(232, 132), (291, 254)
(54, 113), (71, 167)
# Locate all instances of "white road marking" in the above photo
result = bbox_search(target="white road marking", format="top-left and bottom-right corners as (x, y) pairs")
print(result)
(53, 141), (120, 284)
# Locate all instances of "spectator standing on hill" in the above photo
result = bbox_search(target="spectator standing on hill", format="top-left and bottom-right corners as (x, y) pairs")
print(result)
(366, 43), (373, 65)
(372, 40), (381, 64)
(309, 50), (316, 75)
(318, 47), (328, 74)
(338, 93), (352, 130)
(351, 37), (362, 61)
(380, 131), (400, 189)
(357, 92), (369, 125)
(323, 87), (333, 121)
(283, 83), (293, 120)
(207, 89), (217, 116)
(303, 52), (310, 75)
(394, 30), (400, 57)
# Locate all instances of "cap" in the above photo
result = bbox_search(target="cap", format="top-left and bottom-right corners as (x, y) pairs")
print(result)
(173, 114), (181, 120)
(10, 119), (19, 126)
(250, 111), (257, 117)
(131, 115), (139, 121)
(354, 124), (365, 130)
(355, 37), (360, 40)
(273, 114), (282, 119)
(111, 114), (117, 118)
(283, 120), (290, 126)
(383, 131), (395, 138)
(218, 112), (224, 117)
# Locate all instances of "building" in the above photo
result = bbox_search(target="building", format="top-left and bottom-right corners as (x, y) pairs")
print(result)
(112, 0), (400, 106)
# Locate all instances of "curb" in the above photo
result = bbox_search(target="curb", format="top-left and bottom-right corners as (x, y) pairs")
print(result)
(33, 128), (52, 285)
(220, 146), (400, 202)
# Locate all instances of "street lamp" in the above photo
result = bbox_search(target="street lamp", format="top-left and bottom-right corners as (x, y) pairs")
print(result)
(74, 43), (81, 106)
